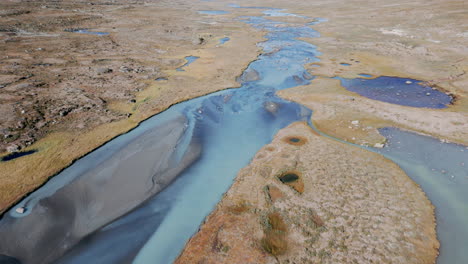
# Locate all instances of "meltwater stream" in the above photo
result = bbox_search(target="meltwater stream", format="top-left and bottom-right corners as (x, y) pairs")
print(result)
(0, 9), (319, 264)
(0, 6), (466, 264)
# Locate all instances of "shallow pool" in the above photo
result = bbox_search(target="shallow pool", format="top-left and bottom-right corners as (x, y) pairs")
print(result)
(219, 37), (230, 44)
(176, 56), (199, 72)
(336, 76), (453, 108)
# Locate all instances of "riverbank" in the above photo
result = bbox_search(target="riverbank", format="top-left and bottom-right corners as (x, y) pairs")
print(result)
(176, 122), (439, 263)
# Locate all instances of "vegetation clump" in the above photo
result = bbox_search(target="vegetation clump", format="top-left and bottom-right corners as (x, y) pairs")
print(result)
(261, 212), (288, 256)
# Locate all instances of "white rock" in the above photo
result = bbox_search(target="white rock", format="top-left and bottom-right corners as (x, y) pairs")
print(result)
(351, 120), (359, 125)
(374, 143), (385, 148)
(15, 207), (25, 214)
(405, 80), (412, 84)
(6, 144), (20, 153)
(426, 92), (431, 96)
(264, 101), (279, 113)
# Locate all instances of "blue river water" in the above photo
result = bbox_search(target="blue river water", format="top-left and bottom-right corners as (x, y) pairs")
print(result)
(0, 8), (318, 264)
(0, 6), (465, 264)
(375, 128), (468, 264)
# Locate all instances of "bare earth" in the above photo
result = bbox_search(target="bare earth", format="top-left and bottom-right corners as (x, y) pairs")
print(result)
(0, 0), (467, 263)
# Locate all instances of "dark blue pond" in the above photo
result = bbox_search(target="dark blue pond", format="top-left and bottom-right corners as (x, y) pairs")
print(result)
(176, 56), (199, 72)
(1, 150), (37, 162)
(336, 76), (453, 108)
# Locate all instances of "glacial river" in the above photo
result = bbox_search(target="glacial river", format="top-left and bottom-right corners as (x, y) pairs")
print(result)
(0, 6), (466, 264)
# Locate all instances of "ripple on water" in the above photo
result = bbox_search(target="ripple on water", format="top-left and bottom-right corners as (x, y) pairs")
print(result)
(336, 76), (453, 108)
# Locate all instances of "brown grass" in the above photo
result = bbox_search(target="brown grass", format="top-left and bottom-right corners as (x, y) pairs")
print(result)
(267, 212), (287, 232)
(226, 201), (250, 215)
(267, 185), (284, 202)
(261, 211), (288, 256)
(261, 231), (288, 256)
(311, 213), (325, 227)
